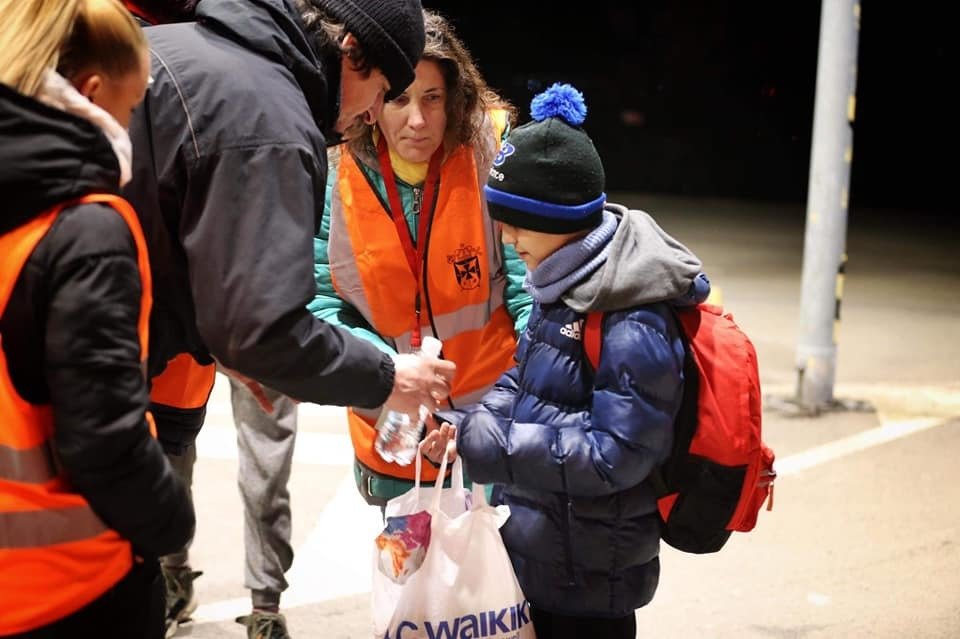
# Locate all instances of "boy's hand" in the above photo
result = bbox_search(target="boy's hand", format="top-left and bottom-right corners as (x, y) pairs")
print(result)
(422, 417), (457, 465)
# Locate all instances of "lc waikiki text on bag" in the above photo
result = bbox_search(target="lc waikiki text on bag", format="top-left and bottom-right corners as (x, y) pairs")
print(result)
(584, 303), (776, 554)
(372, 447), (536, 639)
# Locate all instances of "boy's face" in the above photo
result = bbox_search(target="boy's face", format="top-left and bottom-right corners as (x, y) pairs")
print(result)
(499, 222), (584, 270)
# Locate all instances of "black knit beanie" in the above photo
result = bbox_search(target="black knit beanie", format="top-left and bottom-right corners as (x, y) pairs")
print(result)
(485, 83), (606, 234)
(316, 0), (425, 100)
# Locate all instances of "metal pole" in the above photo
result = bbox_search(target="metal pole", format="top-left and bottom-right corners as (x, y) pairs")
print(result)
(796, 0), (860, 411)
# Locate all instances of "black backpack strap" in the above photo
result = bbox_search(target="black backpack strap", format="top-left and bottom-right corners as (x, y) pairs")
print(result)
(648, 467), (670, 498)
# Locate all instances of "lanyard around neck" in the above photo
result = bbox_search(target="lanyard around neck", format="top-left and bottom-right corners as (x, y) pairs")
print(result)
(376, 135), (443, 348)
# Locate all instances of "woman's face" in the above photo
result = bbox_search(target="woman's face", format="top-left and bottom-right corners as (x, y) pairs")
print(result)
(74, 48), (151, 128)
(378, 59), (448, 164)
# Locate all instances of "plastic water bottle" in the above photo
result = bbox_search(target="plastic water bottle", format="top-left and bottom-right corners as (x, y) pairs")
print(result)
(375, 336), (443, 466)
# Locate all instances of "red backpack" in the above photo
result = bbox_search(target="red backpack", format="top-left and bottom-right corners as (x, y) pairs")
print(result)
(584, 304), (776, 554)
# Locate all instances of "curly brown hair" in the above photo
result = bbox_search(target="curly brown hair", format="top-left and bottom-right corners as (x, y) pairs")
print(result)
(350, 9), (515, 162)
(422, 10), (515, 152)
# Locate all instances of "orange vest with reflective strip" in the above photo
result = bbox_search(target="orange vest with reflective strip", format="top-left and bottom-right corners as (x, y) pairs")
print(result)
(0, 194), (152, 634)
(328, 112), (518, 481)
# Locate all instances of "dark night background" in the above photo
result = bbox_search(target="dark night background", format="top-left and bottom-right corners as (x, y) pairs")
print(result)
(426, 1), (956, 221)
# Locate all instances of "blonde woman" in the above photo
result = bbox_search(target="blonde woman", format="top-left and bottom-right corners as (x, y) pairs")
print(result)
(0, 1), (193, 637)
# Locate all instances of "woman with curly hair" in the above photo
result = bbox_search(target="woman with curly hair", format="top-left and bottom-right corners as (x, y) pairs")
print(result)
(313, 7), (531, 497)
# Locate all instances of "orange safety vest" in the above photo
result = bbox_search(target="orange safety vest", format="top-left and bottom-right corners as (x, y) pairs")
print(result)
(328, 111), (518, 481)
(0, 194), (152, 634)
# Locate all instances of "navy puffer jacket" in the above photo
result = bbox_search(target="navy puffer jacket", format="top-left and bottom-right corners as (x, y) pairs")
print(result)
(458, 299), (685, 617)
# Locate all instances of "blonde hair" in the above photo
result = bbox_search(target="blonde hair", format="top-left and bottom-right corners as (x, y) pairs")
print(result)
(0, 0), (146, 97)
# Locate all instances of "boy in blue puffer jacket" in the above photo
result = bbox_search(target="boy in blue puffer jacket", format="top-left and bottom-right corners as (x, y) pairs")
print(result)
(426, 83), (709, 639)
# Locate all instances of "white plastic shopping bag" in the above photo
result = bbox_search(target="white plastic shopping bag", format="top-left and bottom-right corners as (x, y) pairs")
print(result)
(373, 451), (470, 633)
(372, 449), (535, 639)
(383, 449), (469, 520)
(373, 453), (469, 590)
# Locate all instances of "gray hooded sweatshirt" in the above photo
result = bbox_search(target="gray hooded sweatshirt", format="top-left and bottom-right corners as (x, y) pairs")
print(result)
(560, 202), (705, 312)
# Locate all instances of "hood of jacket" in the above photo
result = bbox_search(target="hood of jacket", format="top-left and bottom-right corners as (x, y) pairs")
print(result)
(196, 0), (338, 132)
(563, 202), (704, 312)
(0, 83), (120, 236)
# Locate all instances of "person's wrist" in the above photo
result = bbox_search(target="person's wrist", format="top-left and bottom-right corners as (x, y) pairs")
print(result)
(378, 352), (396, 403)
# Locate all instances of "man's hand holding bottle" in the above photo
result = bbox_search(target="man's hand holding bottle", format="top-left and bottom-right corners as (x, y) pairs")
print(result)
(385, 350), (456, 419)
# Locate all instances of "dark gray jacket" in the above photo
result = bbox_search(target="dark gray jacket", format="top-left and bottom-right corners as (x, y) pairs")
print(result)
(125, 0), (395, 419)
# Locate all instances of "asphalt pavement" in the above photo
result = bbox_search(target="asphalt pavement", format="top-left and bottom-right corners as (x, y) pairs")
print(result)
(170, 194), (960, 638)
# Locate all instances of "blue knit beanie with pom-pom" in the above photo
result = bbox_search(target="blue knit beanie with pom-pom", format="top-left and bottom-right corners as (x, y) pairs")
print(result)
(485, 83), (606, 234)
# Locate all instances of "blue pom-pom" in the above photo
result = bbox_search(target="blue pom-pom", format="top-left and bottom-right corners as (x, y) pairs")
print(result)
(530, 83), (587, 126)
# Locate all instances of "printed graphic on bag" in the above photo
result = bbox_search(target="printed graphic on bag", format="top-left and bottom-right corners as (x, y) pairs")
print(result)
(375, 511), (432, 584)
(386, 600), (532, 639)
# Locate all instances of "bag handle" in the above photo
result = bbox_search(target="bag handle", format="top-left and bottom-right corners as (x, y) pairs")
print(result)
(414, 442), (425, 498)
(429, 446), (450, 513)
(471, 482), (489, 509)
(414, 441), (465, 512)
(414, 442), (464, 492)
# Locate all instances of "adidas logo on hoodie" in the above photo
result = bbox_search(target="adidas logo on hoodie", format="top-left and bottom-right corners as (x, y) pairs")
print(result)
(560, 320), (583, 341)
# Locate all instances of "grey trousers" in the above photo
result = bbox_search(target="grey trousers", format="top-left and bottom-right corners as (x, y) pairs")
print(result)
(161, 443), (196, 569)
(229, 378), (298, 609)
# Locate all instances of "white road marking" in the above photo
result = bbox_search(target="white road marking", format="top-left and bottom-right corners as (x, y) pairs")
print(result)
(775, 417), (946, 476)
(192, 471), (382, 623)
(807, 592), (831, 606)
(195, 424), (354, 467)
(191, 414), (952, 622)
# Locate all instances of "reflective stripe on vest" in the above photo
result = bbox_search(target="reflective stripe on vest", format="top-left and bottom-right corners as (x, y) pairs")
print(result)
(0, 503), (116, 549)
(328, 112), (518, 480)
(0, 194), (149, 634)
(0, 439), (58, 483)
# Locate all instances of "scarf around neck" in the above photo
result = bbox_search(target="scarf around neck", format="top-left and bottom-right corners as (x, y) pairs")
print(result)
(524, 210), (618, 304)
(372, 127), (429, 185)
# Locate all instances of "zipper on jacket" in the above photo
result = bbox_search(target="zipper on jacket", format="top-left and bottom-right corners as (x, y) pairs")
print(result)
(516, 310), (545, 382)
(537, 308), (576, 585)
(412, 186), (422, 218)
(417, 176), (455, 410)
(561, 492), (577, 586)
